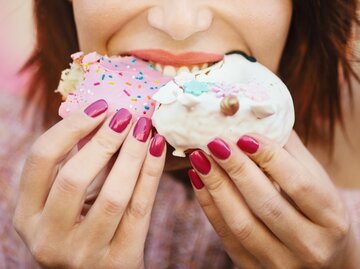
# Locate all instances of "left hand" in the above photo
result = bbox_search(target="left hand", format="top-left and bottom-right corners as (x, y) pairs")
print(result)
(188, 131), (359, 269)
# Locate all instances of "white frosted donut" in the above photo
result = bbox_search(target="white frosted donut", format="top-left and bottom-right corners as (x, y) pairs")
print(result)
(151, 53), (295, 157)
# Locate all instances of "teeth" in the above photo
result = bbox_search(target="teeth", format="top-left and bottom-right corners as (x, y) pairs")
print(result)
(177, 66), (191, 74)
(191, 66), (200, 73)
(155, 63), (163, 72)
(150, 61), (213, 77)
(163, 65), (177, 77)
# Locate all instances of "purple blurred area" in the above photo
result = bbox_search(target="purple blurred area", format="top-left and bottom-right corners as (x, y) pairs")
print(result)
(0, 0), (35, 96)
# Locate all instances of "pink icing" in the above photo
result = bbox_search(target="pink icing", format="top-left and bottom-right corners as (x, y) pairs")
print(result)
(210, 82), (270, 101)
(59, 52), (171, 121)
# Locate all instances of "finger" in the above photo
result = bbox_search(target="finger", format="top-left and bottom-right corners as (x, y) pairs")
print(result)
(188, 170), (262, 269)
(238, 134), (341, 226)
(80, 118), (153, 248)
(16, 99), (109, 218)
(42, 108), (133, 229)
(285, 131), (329, 181)
(189, 151), (297, 269)
(110, 134), (166, 253)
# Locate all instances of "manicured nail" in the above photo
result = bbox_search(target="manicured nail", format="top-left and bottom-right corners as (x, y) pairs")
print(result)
(133, 117), (152, 142)
(84, 99), (108, 118)
(109, 109), (132, 133)
(189, 150), (211, 175)
(207, 138), (231, 160)
(149, 134), (166, 157)
(188, 169), (204, 190)
(237, 135), (259, 154)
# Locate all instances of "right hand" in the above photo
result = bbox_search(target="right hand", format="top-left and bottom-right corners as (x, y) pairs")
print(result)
(13, 99), (167, 269)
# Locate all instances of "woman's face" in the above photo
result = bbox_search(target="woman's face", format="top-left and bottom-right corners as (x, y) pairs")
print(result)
(73, 0), (293, 74)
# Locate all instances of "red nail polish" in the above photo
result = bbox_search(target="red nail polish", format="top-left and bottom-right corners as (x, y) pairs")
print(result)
(207, 138), (231, 160)
(188, 169), (204, 190)
(84, 99), (108, 118)
(189, 150), (211, 175)
(237, 135), (259, 154)
(149, 134), (166, 157)
(133, 117), (152, 142)
(109, 109), (132, 133)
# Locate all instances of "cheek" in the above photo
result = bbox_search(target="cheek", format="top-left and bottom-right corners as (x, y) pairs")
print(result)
(73, 0), (141, 53)
(239, 0), (293, 72)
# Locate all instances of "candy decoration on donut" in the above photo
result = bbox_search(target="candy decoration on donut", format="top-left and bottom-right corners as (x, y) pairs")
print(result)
(57, 52), (172, 121)
(151, 53), (295, 157)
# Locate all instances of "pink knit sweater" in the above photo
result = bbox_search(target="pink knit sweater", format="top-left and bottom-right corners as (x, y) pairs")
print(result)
(0, 91), (359, 268)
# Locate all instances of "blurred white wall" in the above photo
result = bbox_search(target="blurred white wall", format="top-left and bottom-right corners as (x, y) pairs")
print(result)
(0, 0), (35, 95)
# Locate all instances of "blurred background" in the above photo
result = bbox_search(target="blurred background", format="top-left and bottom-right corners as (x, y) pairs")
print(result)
(0, 0), (34, 96)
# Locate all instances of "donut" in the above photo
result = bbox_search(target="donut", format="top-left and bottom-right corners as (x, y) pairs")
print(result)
(151, 53), (295, 157)
(57, 52), (171, 120)
(57, 52), (294, 155)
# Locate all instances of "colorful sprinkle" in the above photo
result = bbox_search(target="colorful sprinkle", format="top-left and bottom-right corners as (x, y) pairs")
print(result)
(126, 82), (132, 86)
(144, 105), (150, 110)
(137, 95), (142, 98)
(123, 90), (131, 96)
(108, 81), (115, 85)
(137, 85), (142, 89)
(94, 82), (100, 86)
(131, 98), (138, 101)
(102, 74), (105, 80)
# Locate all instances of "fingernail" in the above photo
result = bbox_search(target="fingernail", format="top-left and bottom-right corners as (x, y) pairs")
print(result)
(188, 169), (204, 190)
(84, 99), (108, 118)
(189, 150), (211, 175)
(133, 117), (152, 142)
(109, 109), (132, 133)
(237, 135), (259, 154)
(149, 134), (166, 157)
(207, 138), (231, 160)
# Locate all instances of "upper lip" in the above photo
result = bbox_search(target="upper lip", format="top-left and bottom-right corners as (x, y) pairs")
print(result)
(125, 49), (224, 66)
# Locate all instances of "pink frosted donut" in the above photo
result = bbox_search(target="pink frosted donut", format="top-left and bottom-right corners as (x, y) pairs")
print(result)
(57, 52), (171, 149)
(58, 52), (171, 119)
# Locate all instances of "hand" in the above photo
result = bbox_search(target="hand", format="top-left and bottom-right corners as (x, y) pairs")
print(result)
(13, 100), (167, 269)
(188, 131), (359, 269)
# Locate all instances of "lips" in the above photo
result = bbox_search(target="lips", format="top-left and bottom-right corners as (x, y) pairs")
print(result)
(126, 49), (224, 66)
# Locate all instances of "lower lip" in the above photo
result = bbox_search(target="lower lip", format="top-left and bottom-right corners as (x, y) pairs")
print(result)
(127, 49), (224, 66)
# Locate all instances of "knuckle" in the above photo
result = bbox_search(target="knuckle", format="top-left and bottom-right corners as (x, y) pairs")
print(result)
(211, 219), (231, 239)
(287, 173), (313, 197)
(257, 195), (283, 221)
(230, 219), (254, 242)
(205, 177), (226, 193)
(12, 211), (25, 234)
(142, 163), (161, 179)
(57, 168), (84, 195)
(258, 146), (278, 170)
(305, 248), (332, 269)
(31, 240), (56, 267)
(333, 218), (350, 239)
(299, 239), (333, 269)
(28, 141), (54, 165)
(128, 199), (151, 218)
(226, 158), (247, 179)
(102, 195), (128, 217)
(92, 133), (118, 156)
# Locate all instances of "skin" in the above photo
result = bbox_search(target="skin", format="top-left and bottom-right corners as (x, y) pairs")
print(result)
(13, 0), (360, 268)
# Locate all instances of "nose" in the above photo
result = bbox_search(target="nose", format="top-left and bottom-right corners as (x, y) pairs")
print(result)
(147, 1), (213, 40)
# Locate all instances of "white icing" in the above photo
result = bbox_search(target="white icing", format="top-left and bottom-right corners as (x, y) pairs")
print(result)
(152, 54), (295, 157)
